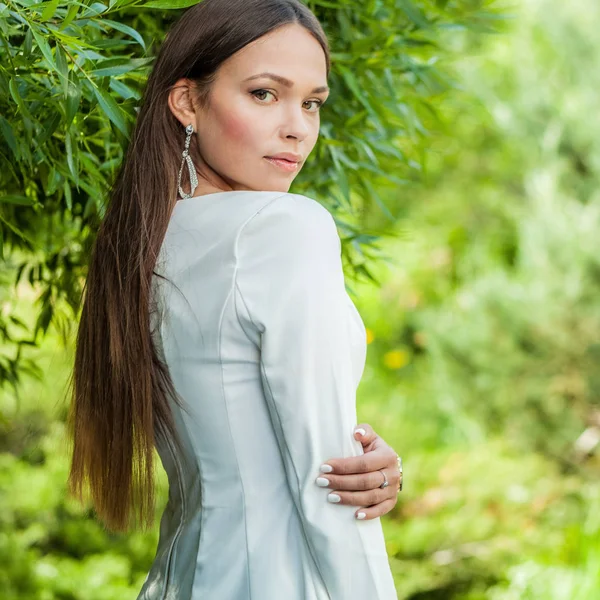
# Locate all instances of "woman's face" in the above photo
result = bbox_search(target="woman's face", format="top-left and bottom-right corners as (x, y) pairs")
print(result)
(171, 23), (329, 196)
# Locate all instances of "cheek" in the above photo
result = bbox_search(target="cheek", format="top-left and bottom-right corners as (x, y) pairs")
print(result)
(219, 107), (260, 147)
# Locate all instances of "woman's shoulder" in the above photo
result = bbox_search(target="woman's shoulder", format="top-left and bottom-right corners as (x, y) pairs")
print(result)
(263, 191), (333, 218)
(239, 192), (340, 264)
(247, 191), (336, 238)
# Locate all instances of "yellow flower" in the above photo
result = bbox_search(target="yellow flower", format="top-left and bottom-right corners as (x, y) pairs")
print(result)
(365, 328), (375, 344)
(383, 349), (410, 370)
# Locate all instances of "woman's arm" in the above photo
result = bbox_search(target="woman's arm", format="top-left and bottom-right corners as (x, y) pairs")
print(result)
(235, 193), (397, 598)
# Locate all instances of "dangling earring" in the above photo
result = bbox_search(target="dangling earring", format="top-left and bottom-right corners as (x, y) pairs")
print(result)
(177, 123), (199, 200)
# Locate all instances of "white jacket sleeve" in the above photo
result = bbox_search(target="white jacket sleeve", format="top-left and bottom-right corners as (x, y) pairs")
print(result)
(234, 193), (397, 599)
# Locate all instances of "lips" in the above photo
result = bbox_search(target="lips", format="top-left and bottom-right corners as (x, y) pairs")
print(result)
(265, 152), (302, 163)
(264, 156), (301, 172)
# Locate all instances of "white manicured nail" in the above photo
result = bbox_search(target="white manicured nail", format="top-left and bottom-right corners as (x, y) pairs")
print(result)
(316, 477), (330, 487)
(356, 512), (366, 520)
(327, 493), (341, 503)
(320, 464), (333, 473)
(354, 428), (366, 437)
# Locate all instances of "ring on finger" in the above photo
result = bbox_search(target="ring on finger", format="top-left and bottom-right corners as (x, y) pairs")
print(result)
(378, 469), (389, 489)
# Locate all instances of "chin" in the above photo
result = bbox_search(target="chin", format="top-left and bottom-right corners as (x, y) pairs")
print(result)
(255, 183), (292, 193)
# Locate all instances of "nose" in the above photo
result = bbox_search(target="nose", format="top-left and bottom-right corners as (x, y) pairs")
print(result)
(280, 104), (311, 142)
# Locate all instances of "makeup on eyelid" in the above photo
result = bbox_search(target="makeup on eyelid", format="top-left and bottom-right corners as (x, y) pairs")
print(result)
(250, 89), (324, 112)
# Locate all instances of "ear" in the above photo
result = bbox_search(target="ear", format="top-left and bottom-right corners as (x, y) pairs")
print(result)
(168, 78), (200, 130)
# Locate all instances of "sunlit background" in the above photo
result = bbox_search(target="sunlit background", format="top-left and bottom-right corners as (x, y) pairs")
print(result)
(1, 0), (599, 597)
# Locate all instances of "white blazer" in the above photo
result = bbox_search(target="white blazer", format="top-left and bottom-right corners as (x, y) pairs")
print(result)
(139, 191), (398, 599)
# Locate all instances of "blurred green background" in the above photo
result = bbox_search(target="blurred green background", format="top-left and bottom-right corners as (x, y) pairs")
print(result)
(2, 0), (599, 598)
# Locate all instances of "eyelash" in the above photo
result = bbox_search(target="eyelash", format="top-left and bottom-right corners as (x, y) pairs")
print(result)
(250, 89), (324, 112)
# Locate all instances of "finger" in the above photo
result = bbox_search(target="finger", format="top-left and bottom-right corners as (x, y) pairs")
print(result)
(321, 454), (371, 475)
(326, 487), (392, 507)
(355, 498), (397, 521)
(322, 446), (395, 476)
(353, 422), (377, 445)
(316, 469), (400, 492)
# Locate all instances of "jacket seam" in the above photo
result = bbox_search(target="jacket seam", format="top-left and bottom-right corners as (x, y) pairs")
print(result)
(150, 305), (194, 600)
(256, 357), (332, 599)
(232, 193), (332, 598)
(153, 279), (205, 600)
(224, 193), (287, 597)
(230, 192), (288, 343)
(218, 280), (252, 598)
(157, 429), (188, 600)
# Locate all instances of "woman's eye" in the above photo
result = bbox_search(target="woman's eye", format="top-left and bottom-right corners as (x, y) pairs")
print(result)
(250, 89), (323, 112)
(304, 100), (323, 112)
(251, 89), (274, 102)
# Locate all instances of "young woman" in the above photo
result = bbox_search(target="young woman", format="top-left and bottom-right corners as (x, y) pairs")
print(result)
(67, 0), (403, 597)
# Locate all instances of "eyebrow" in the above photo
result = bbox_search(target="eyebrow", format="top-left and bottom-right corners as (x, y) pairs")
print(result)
(243, 72), (329, 94)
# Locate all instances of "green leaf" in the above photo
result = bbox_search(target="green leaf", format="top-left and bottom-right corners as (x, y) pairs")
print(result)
(55, 42), (69, 96)
(34, 301), (54, 337)
(352, 233), (382, 244)
(141, 0), (204, 8)
(363, 178), (395, 221)
(65, 71), (81, 127)
(45, 164), (59, 195)
(63, 180), (72, 211)
(346, 109), (368, 128)
(37, 111), (61, 146)
(0, 115), (18, 158)
(9, 315), (29, 329)
(371, 140), (405, 162)
(397, 0), (429, 28)
(0, 213), (35, 246)
(352, 136), (380, 167)
(109, 78), (140, 101)
(325, 146), (350, 208)
(0, 194), (34, 205)
(9, 78), (33, 122)
(91, 84), (129, 136)
(90, 57), (153, 78)
(41, 0), (60, 21)
(65, 127), (79, 184)
(31, 27), (57, 72)
(338, 65), (376, 116)
(102, 19), (146, 50)
(80, 2), (107, 17)
(355, 262), (379, 284)
(60, 3), (79, 30)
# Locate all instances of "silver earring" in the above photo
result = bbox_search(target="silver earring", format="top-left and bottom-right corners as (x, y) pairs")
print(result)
(177, 124), (199, 200)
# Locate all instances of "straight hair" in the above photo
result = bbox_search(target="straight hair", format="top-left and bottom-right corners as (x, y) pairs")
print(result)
(66, 0), (330, 533)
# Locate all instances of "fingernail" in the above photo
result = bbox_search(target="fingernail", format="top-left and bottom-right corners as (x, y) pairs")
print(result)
(327, 493), (341, 503)
(320, 464), (333, 473)
(356, 512), (366, 520)
(354, 428), (366, 437)
(315, 477), (330, 487)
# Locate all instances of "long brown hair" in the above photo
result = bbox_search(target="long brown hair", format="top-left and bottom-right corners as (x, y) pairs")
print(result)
(66, 0), (330, 533)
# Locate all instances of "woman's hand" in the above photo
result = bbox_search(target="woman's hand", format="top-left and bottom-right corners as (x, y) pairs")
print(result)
(314, 423), (402, 521)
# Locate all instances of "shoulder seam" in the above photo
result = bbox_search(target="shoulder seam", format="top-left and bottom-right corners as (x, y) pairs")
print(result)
(233, 191), (331, 264)
(235, 192), (289, 250)
(231, 193), (288, 343)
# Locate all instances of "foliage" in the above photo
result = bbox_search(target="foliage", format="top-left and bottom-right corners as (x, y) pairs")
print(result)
(0, 0), (505, 393)
(351, 0), (600, 595)
(8, 0), (600, 598)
